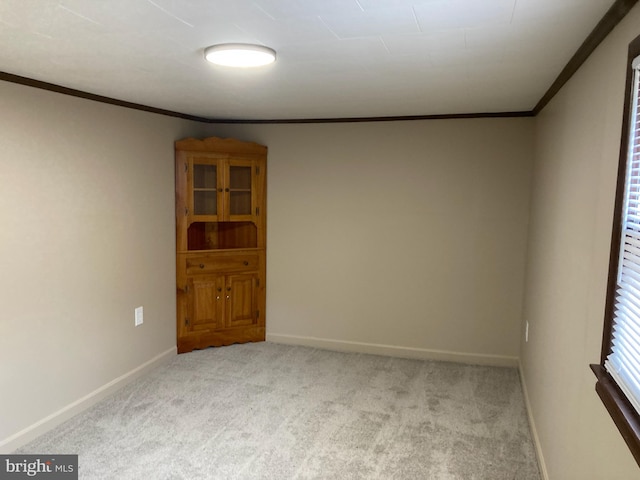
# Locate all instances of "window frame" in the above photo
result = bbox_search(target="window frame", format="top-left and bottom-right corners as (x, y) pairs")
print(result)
(592, 33), (640, 467)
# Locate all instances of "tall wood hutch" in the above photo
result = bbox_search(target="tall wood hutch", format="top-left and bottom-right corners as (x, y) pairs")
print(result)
(175, 137), (266, 354)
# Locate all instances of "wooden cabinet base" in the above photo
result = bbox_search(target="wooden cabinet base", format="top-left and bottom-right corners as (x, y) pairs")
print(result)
(177, 327), (266, 354)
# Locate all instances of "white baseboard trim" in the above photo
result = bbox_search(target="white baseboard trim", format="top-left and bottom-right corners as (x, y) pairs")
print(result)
(518, 361), (549, 480)
(267, 333), (519, 367)
(0, 346), (176, 454)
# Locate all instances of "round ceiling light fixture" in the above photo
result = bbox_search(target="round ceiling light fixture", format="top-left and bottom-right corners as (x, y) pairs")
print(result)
(204, 43), (276, 68)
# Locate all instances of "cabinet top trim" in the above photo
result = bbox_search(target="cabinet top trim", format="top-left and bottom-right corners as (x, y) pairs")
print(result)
(176, 137), (267, 155)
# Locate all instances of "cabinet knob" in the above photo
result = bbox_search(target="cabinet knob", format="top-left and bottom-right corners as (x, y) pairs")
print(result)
(243, 261), (249, 266)
(199, 264), (205, 269)
(217, 287), (222, 292)
(226, 295), (230, 299)
(218, 188), (223, 192)
(225, 188), (230, 192)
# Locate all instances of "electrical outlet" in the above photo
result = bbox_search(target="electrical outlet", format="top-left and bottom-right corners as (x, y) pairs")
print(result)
(525, 321), (529, 343)
(135, 306), (143, 327)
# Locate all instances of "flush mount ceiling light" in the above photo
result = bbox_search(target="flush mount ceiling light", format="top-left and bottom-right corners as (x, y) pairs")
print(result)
(204, 43), (276, 68)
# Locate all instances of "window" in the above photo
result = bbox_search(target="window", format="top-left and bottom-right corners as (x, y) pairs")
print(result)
(593, 34), (640, 466)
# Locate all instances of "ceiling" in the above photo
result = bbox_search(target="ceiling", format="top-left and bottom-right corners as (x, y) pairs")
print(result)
(0, 0), (619, 121)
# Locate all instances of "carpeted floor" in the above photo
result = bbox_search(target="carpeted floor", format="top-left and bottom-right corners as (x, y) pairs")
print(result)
(16, 342), (540, 479)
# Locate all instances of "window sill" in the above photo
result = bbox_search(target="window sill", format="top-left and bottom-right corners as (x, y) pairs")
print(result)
(591, 364), (640, 465)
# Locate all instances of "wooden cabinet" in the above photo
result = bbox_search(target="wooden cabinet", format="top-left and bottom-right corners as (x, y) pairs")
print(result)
(175, 137), (266, 354)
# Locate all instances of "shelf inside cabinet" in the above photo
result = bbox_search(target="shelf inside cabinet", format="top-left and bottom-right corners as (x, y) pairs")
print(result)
(188, 221), (257, 250)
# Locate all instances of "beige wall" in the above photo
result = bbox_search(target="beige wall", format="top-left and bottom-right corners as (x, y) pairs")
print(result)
(0, 78), (534, 450)
(207, 120), (533, 363)
(0, 81), (210, 449)
(520, 4), (640, 479)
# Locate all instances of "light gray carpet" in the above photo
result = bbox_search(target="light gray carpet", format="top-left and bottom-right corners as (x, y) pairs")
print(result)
(17, 342), (540, 479)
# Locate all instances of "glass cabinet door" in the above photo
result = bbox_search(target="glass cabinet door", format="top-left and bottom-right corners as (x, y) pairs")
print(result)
(192, 162), (218, 216)
(186, 157), (259, 250)
(228, 165), (252, 216)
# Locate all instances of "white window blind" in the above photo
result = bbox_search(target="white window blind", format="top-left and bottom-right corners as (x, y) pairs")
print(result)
(606, 56), (640, 415)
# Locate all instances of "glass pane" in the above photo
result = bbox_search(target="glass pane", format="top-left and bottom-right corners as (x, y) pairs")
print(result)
(230, 166), (251, 190)
(230, 191), (251, 215)
(194, 191), (217, 215)
(194, 164), (216, 189)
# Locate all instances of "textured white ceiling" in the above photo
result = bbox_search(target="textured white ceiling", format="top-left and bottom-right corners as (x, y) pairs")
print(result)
(0, 0), (617, 120)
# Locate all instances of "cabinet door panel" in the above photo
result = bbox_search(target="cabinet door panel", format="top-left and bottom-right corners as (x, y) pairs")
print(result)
(228, 165), (252, 215)
(189, 156), (223, 221)
(187, 275), (223, 332)
(225, 160), (256, 221)
(225, 274), (258, 328)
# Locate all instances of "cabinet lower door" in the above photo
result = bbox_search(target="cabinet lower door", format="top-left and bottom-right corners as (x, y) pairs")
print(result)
(225, 273), (259, 328)
(186, 275), (224, 334)
(179, 273), (263, 353)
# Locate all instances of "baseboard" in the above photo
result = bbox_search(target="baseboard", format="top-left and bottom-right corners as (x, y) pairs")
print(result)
(518, 361), (550, 480)
(266, 333), (519, 367)
(0, 346), (176, 454)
